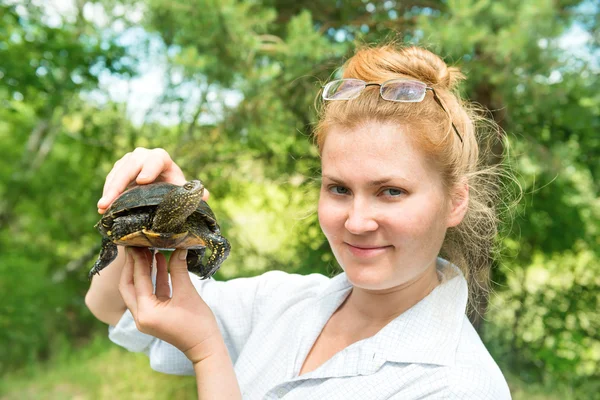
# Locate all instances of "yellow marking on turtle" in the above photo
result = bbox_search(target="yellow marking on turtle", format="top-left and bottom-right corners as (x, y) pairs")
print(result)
(114, 232), (155, 247)
(142, 229), (189, 248)
(114, 230), (202, 249)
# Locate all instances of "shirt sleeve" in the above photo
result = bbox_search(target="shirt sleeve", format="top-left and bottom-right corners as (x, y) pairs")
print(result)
(108, 269), (330, 376)
(443, 320), (512, 399)
(412, 365), (512, 400)
(447, 366), (512, 399)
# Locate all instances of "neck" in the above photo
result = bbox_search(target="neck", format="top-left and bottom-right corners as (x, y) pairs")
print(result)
(341, 264), (440, 328)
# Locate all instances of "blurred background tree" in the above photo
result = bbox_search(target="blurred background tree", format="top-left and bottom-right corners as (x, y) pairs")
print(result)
(0, 0), (598, 398)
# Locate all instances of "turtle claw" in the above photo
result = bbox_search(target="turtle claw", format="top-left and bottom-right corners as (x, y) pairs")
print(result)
(88, 266), (99, 280)
(89, 239), (118, 280)
(186, 248), (212, 279)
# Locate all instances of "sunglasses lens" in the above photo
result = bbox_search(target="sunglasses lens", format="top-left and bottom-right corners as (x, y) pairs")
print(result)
(381, 80), (427, 102)
(323, 79), (366, 100)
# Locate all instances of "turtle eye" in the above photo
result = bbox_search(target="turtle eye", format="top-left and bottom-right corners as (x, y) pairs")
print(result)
(183, 183), (193, 190)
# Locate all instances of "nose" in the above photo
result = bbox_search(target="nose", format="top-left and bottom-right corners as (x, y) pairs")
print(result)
(344, 198), (378, 234)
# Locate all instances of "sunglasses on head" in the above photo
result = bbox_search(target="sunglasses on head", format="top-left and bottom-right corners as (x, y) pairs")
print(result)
(322, 78), (463, 143)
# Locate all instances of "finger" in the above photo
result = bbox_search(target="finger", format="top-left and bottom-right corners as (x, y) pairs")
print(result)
(154, 252), (171, 299)
(161, 162), (187, 186)
(136, 149), (186, 185)
(98, 157), (127, 213)
(102, 156), (127, 197)
(168, 249), (193, 295)
(130, 248), (155, 299)
(98, 161), (124, 213)
(98, 155), (143, 210)
(119, 248), (138, 315)
(202, 188), (210, 201)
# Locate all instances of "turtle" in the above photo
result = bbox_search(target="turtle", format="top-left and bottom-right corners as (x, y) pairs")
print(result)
(89, 180), (230, 280)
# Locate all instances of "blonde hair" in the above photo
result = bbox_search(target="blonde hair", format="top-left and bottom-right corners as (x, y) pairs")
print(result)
(315, 43), (509, 321)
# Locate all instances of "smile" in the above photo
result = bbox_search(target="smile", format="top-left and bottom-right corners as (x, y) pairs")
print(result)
(344, 243), (392, 258)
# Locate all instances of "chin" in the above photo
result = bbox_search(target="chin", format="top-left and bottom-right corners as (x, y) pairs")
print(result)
(341, 262), (397, 291)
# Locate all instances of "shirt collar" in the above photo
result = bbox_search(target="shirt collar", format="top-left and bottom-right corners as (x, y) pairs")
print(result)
(297, 258), (468, 380)
(371, 259), (468, 367)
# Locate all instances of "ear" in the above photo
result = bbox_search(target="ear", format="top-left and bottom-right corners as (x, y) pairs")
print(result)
(446, 181), (469, 228)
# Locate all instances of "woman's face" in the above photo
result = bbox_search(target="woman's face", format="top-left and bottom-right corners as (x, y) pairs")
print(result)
(318, 121), (461, 291)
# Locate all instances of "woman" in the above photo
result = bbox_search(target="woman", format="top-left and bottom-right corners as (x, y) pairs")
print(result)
(86, 44), (512, 399)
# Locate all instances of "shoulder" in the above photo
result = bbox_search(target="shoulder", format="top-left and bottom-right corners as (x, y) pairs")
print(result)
(245, 270), (337, 328)
(185, 270), (332, 325)
(445, 318), (512, 399)
(254, 270), (333, 303)
(188, 269), (335, 309)
(189, 269), (330, 296)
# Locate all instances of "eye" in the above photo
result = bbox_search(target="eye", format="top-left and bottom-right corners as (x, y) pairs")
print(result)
(183, 183), (193, 190)
(328, 185), (350, 195)
(381, 188), (405, 197)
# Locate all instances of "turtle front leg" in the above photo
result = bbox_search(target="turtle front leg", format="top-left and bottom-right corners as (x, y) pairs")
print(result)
(187, 233), (231, 279)
(89, 238), (118, 280)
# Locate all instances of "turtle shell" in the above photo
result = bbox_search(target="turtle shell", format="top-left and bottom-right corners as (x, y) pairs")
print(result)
(106, 182), (217, 226)
(100, 182), (221, 250)
(90, 180), (230, 280)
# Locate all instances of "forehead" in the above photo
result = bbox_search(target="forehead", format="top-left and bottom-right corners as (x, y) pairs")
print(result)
(320, 121), (442, 183)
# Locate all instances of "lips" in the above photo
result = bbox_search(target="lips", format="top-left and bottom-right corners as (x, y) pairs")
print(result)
(345, 242), (392, 258)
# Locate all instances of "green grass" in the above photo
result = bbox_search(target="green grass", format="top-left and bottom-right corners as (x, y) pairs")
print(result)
(0, 335), (196, 400)
(0, 334), (583, 400)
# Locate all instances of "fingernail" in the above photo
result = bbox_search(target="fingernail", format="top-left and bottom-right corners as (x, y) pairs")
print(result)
(138, 173), (149, 180)
(97, 197), (106, 207)
(178, 249), (188, 260)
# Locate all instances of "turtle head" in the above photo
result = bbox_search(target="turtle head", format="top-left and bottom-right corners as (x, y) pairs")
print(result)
(151, 180), (205, 232)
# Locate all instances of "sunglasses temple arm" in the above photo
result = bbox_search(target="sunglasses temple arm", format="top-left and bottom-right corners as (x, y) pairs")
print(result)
(450, 122), (463, 144)
(430, 89), (464, 144)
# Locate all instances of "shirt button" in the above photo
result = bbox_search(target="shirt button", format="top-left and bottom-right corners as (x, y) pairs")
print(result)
(276, 388), (287, 398)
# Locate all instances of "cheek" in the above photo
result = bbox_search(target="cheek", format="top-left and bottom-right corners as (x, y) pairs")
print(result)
(318, 195), (343, 238)
(415, 209), (449, 244)
(388, 198), (447, 238)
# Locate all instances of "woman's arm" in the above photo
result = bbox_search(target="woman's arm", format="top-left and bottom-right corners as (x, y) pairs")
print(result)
(85, 246), (127, 326)
(192, 337), (242, 400)
(120, 247), (242, 399)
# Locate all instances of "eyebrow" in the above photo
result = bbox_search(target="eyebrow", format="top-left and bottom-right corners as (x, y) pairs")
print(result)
(322, 174), (409, 186)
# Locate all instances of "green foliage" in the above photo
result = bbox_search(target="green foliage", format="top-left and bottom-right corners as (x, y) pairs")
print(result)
(487, 245), (600, 387)
(1, 0), (598, 396)
(0, 1), (136, 373)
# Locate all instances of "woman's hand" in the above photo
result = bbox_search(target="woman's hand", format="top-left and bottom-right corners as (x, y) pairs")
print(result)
(97, 147), (209, 214)
(90, 147), (187, 322)
(119, 247), (223, 363)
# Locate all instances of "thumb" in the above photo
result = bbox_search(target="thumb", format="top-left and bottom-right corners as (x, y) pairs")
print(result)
(169, 249), (192, 292)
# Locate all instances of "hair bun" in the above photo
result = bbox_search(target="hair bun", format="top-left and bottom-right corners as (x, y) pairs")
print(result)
(400, 46), (464, 89)
(344, 44), (465, 90)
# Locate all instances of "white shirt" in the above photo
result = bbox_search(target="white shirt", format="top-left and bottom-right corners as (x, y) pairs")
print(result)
(109, 259), (511, 399)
